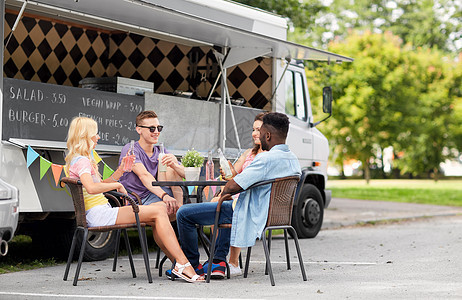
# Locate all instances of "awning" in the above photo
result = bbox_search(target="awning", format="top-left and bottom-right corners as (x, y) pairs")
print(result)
(6, 0), (353, 65)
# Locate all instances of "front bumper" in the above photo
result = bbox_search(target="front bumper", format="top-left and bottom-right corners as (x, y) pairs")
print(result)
(0, 179), (19, 242)
(324, 189), (332, 208)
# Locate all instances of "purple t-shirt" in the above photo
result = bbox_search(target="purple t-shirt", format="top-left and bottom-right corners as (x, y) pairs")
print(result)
(119, 141), (171, 199)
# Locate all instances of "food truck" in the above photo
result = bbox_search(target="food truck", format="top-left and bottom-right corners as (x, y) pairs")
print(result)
(0, 0), (352, 259)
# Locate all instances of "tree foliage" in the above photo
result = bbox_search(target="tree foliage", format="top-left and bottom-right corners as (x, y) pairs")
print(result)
(322, 0), (462, 51)
(307, 32), (462, 179)
(235, 0), (462, 179)
(236, 0), (462, 51)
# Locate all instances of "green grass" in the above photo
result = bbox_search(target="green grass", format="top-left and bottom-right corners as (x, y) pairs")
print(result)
(327, 179), (462, 206)
(0, 235), (64, 274)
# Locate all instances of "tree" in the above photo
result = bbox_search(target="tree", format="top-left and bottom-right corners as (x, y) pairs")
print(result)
(236, 0), (462, 178)
(235, 0), (462, 52)
(316, 0), (462, 52)
(390, 48), (460, 179)
(307, 31), (460, 181)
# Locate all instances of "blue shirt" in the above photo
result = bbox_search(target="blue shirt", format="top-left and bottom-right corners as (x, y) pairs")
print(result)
(231, 144), (301, 247)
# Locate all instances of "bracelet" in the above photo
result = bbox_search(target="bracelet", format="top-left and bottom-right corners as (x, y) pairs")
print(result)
(109, 173), (119, 182)
(160, 192), (168, 200)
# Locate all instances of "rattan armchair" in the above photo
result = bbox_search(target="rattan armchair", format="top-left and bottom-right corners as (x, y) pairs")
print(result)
(206, 175), (307, 286)
(60, 177), (152, 286)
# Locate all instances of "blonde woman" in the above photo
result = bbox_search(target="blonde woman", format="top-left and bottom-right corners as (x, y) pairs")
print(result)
(65, 117), (204, 283)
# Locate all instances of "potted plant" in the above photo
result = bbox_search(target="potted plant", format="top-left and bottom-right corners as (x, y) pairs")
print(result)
(181, 149), (204, 181)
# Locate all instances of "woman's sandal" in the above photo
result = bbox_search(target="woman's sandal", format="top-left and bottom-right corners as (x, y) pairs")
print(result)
(172, 262), (205, 283)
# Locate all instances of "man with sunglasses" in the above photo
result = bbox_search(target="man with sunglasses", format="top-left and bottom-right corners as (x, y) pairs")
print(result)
(117, 110), (185, 218)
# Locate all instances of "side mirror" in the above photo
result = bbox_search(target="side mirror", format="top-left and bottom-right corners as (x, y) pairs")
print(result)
(322, 86), (332, 114)
(312, 86), (333, 127)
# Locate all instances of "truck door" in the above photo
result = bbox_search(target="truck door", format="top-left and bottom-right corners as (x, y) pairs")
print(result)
(284, 67), (313, 169)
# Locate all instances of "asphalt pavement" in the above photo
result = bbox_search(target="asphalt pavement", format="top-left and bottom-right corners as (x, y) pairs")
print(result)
(1, 198), (461, 300)
(323, 198), (462, 229)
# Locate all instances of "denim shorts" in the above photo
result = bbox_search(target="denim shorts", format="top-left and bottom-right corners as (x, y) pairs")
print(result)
(141, 187), (174, 205)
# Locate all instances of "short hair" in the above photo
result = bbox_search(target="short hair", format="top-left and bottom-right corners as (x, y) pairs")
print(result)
(262, 112), (289, 138)
(136, 110), (158, 126)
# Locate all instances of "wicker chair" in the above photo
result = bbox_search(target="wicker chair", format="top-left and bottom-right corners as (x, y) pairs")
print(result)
(206, 175), (307, 286)
(60, 177), (152, 286)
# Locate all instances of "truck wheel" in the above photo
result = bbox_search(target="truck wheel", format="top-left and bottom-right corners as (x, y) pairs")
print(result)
(291, 183), (324, 238)
(77, 230), (117, 262)
(31, 219), (116, 261)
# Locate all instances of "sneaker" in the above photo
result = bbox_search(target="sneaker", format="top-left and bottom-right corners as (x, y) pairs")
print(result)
(194, 263), (205, 276)
(228, 263), (242, 277)
(203, 261), (226, 279)
(165, 269), (178, 280)
(166, 263), (204, 279)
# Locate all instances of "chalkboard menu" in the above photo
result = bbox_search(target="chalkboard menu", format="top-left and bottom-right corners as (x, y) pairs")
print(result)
(2, 78), (144, 146)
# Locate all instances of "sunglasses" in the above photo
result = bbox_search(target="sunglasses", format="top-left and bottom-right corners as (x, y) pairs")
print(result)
(137, 125), (164, 133)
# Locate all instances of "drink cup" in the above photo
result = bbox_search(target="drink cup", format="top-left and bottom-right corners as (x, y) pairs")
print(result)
(123, 154), (135, 171)
(158, 153), (167, 172)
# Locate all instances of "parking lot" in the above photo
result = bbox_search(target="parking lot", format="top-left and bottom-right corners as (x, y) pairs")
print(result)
(1, 199), (461, 299)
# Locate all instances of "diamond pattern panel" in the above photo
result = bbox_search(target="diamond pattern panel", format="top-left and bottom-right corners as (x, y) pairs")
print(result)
(4, 11), (110, 86)
(4, 11), (272, 109)
(226, 58), (272, 109)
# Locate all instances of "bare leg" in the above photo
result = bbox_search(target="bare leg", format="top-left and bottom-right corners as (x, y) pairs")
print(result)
(157, 167), (183, 221)
(166, 166), (183, 207)
(116, 203), (200, 280)
(150, 223), (174, 261)
(229, 246), (241, 267)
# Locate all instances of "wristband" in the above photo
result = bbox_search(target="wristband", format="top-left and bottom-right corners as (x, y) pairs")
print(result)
(160, 192), (168, 200)
(109, 173), (119, 182)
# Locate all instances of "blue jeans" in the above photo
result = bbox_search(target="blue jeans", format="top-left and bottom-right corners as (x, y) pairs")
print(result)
(141, 187), (173, 205)
(176, 201), (234, 268)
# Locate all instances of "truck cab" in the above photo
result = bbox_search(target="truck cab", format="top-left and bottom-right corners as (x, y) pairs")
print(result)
(275, 61), (332, 238)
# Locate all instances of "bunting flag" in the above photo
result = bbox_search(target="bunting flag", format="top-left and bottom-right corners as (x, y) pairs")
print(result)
(39, 157), (52, 180)
(51, 164), (63, 186)
(187, 186), (197, 195)
(211, 186), (217, 195)
(203, 186), (209, 200)
(103, 163), (114, 180)
(27, 146), (40, 167)
(92, 150), (102, 164)
(25, 146), (115, 186)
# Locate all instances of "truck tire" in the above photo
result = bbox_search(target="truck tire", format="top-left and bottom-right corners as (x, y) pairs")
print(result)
(76, 230), (117, 262)
(291, 183), (324, 238)
(31, 219), (116, 261)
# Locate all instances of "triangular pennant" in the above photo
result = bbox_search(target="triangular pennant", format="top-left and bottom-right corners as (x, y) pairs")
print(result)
(187, 185), (195, 195)
(102, 163), (114, 180)
(39, 157), (52, 180)
(203, 187), (210, 201)
(26, 146), (40, 168)
(51, 164), (63, 186)
(92, 150), (102, 163)
(211, 185), (217, 195)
